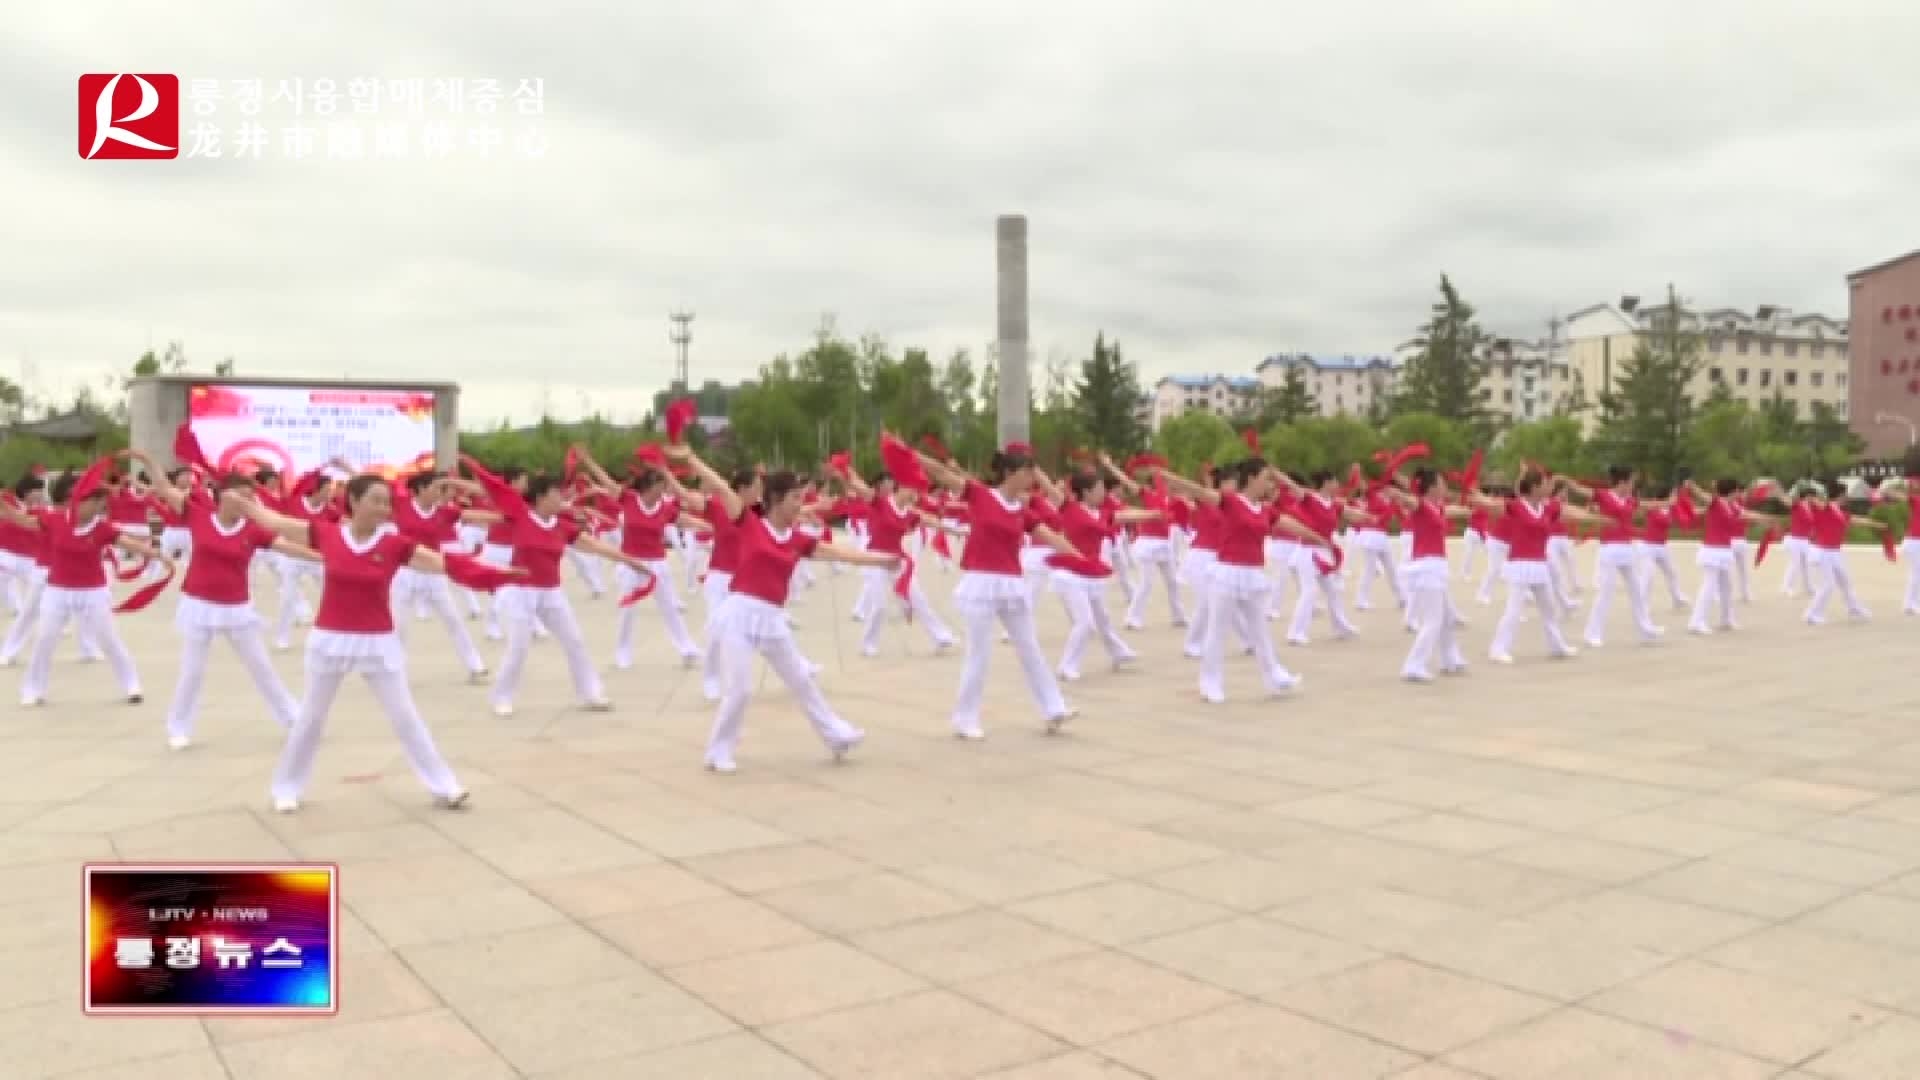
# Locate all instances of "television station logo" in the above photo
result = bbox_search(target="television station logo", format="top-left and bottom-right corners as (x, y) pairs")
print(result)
(78, 74), (179, 159)
(78, 73), (548, 161)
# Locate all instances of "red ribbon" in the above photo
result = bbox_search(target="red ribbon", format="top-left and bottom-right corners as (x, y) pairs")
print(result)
(930, 529), (952, 559)
(827, 451), (852, 478)
(618, 566), (658, 606)
(1754, 527), (1781, 566)
(1314, 542), (1344, 576)
(563, 446), (580, 490)
(461, 455), (528, 519)
(1241, 429), (1261, 453)
(1883, 530), (1899, 562)
(893, 554), (915, 621)
(442, 552), (521, 593)
(1046, 552), (1111, 578)
(1670, 496), (1699, 529)
(114, 562), (174, 613)
(919, 433), (951, 460)
(104, 548), (148, 581)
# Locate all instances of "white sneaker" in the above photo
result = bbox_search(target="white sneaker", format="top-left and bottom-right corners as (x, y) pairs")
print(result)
(582, 699), (613, 712)
(1488, 652), (1514, 665)
(829, 731), (865, 762)
(272, 796), (299, 814)
(167, 735), (191, 751)
(492, 702), (514, 718)
(953, 726), (986, 741)
(704, 759), (737, 775)
(1046, 710), (1077, 735)
(435, 791), (471, 810)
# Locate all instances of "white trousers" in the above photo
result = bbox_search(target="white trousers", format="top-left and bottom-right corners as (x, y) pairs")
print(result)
(1805, 550), (1867, 622)
(858, 564), (954, 654)
(709, 627), (860, 767)
(567, 546), (606, 594)
(167, 625), (298, 739)
(615, 561), (699, 665)
(491, 586), (605, 707)
(1460, 529), (1486, 579)
(273, 556), (320, 647)
(271, 664), (462, 802)
(1402, 586), (1466, 679)
(1353, 536), (1405, 610)
(1639, 545), (1686, 609)
(1288, 562), (1357, 643)
(391, 569), (487, 674)
(1690, 564), (1737, 632)
(1200, 585), (1295, 702)
(1902, 539), (1920, 612)
(1585, 545), (1660, 645)
(23, 589), (138, 701)
(1549, 537), (1581, 598)
(1728, 539), (1753, 602)
(1476, 540), (1509, 603)
(1491, 581), (1570, 659)
(953, 607), (1067, 735)
(1057, 584), (1133, 678)
(1182, 560), (1254, 657)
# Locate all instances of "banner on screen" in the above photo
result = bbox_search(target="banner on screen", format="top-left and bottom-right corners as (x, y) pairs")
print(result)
(188, 383), (438, 479)
(84, 862), (339, 1015)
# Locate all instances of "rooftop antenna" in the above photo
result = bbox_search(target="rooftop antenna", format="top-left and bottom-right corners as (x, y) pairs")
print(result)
(669, 311), (694, 392)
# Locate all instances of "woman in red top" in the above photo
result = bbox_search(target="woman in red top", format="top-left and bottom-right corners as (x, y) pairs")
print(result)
(1681, 477), (1783, 633)
(153, 467), (197, 575)
(1097, 455), (1189, 631)
(1162, 460), (1327, 703)
(488, 474), (649, 717)
(1894, 477), (1920, 615)
(1475, 501), (1513, 605)
(245, 473), (517, 813)
(267, 464), (348, 651)
(692, 466), (764, 701)
(1381, 468), (1471, 681)
(838, 469), (958, 657)
(0, 473), (64, 665)
(1801, 480), (1881, 625)
(1051, 471), (1159, 681)
(1634, 492), (1687, 611)
(138, 457), (319, 750)
(1349, 484), (1406, 615)
(1461, 503), (1491, 582)
(569, 448), (703, 668)
(683, 461), (898, 772)
(477, 466), (543, 642)
(1176, 469), (1228, 658)
(0, 470), (170, 706)
(1475, 470), (1598, 663)
(391, 470), (492, 680)
(915, 445), (1079, 739)
(1285, 470), (1366, 647)
(1559, 466), (1667, 648)
(0, 474), (42, 620)
(1781, 487), (1818, 597)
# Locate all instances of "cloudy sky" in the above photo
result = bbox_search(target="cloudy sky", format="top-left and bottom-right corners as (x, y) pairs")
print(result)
(7, 1), (1919, 426)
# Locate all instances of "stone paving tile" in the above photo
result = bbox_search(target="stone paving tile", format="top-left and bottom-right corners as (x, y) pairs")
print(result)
(10, 552), (1920, 1077)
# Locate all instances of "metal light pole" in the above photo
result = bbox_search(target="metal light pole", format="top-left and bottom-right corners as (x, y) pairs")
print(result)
(668, 311), (694, 393)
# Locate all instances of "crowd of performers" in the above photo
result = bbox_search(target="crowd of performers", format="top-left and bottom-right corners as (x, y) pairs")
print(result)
(0, 423), (1911, 807)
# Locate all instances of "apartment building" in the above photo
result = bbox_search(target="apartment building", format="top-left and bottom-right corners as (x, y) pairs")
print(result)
(1481, 334), (1581, 423)
(1145, 374), (1262, 431)
(1255, 353), (1398, 418)
(1847, 250), (1920, 458)
(1561, 300), (1849, 434)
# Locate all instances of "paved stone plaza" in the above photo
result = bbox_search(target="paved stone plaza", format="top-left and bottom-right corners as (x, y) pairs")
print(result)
(6, 544), (1920, 1078)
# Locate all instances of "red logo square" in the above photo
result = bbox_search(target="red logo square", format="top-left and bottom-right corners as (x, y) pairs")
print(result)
(78, 74), (178, 159)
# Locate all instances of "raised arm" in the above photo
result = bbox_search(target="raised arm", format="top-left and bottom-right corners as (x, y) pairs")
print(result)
(811, 541), (900, 569)
(125, 450), (188, 514)
(667, 446), (742, 521)
(234, 492), (311, 544)
(1097, 453), (1141, 495)
(1154, 468), (1221, 505)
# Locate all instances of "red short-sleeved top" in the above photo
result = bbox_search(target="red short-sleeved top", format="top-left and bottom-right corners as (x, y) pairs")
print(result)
(1593, 490), (1638, 544)
(39, 508), (120, 589)
(1504, 497), (1555, 561)
(1291, 492), (1340, 542)
(183, 504), (279, 604)
(1642, 506), (1672, 544)
(619, 492), (678, 559)
(1058, 500), (1112, 562)
(507, 511), (582, 587)
(393, 496), (461, 549)
(1789, 500), (1815, 539)
(706, 504), (748, 574)
(1407, 498), (1448, 559)
(1810, 503), (1849, 550)
(729, 513), (817, 607)
(307, 522), (416, 633)
(959, 481), (1039, 576)
(865, 493), (914, 556)
(1702, 497), (1743, 548)
(1215, 493), (1270, 568)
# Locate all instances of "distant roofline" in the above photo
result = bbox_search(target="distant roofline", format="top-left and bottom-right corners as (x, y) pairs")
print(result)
(1849, 250), (1920, 281)
(1254, 352), (1396, 371)
(1157, 374), (1262, 388)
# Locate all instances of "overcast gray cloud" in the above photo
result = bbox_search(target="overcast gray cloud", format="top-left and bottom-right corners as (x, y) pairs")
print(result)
(5, 0), (1918, 425)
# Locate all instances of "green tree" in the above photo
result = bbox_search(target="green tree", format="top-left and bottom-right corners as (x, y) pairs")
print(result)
(1381, 412), (1472, 470)
(1151, 411), (1240, 476)
(1257, 364), (1318, 427)
(1262, 416), (1384, 477)
(1073, 333), (1145, 455)
(1803, 401), (1865, 476)
(1395, 275), (1489, 427)
(1593, 284), (1705, 483)
(1496, 417), (1596, 480)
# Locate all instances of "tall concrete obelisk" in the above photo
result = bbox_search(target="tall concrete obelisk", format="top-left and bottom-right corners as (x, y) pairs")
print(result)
(995, 214), (1031, 450)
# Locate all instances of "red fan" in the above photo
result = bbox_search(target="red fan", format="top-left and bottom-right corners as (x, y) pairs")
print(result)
(920, 433), (952, 460)
(1004, 440), (1033, 456)
(1884, 530), (1899, 562)
(663, 398), (697, 444)
(879, 434), (929, 491)
(1125, 453), (1167, 473)
(1241, 429), (1261, 453)
(172, 423), (211, 471)
(618, 566), (658, 606)
(563, 445), (581, 489)
(633, 443), (667, 468)
(1379, 442), (1429, 479)
(827, 451), (853, 478)
(1046, 552), (1111, 578)
(461, 454), (528, 518)
(1343, 463), (1363, 497)
(68, 456), (114, 503)
(1460, 448), (1484, 494)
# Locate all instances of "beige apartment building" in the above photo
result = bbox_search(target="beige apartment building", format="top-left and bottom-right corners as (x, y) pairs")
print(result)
(1560, 301), (1849, 433)
(1255, 353), (1398, 418)
(1847, 250), (1920, 459)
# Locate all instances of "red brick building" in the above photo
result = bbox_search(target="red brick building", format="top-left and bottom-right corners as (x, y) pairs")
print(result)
(1849, 250), (1920, 458)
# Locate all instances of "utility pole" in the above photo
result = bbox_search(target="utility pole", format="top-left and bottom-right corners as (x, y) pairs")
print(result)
(669, 311), (694, 394)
